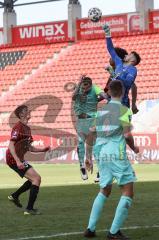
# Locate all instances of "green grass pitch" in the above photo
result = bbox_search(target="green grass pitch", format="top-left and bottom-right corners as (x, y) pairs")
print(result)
(0, 164), (159, 240)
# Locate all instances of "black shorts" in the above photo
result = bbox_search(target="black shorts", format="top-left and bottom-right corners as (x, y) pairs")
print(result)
(9, 161), (32, 178)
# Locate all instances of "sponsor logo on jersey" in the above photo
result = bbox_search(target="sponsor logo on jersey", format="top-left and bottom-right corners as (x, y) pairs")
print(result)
(12, 131), (18, 139)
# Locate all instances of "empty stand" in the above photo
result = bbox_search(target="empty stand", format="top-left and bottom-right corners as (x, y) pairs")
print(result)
(0, 33), (159, 135)
(0, 43), (67, 93)
(0, 51), (26, 70)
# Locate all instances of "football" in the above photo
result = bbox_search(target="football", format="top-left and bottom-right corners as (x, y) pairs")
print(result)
(88, 7), (102, 22)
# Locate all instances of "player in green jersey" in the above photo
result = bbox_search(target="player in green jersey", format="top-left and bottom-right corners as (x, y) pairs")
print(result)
(72, 75), (106, 180)
(84, 80), (139, 239)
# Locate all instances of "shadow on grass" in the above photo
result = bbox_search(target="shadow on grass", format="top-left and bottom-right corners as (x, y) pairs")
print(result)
(0, 181), (159, 240)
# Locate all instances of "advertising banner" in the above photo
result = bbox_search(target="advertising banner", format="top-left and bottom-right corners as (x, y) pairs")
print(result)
(12, 20), (68, 44)
(127, 133), (159, 163)
(149, 10), (159, 32)
(128, 13), (140, 32)
(76, 14), (128, 40)
(0, 133), (159, 163)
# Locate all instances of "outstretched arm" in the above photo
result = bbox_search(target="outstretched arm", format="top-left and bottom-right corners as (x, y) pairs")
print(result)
(72, 75), (86, 101)
(72, 83), (81, 101)
(29, 145), (50, 153)
(103, 24), (122, 68)
(106, 38), (119, 64)
(131, 83), (139, 114)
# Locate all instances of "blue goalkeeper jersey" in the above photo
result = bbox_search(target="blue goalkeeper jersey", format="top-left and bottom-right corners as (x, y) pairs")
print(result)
(106, 38), (137, 107)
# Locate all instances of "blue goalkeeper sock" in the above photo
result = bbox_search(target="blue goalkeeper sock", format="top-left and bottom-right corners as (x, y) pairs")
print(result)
(88, 192), (107, 231)
(110, 196), (132, 234)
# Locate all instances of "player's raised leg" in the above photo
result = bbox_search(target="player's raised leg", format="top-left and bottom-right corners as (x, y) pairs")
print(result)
(77, 133), (88, 180)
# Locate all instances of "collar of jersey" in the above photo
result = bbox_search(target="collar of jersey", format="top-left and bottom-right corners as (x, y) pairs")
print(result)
(110, 100), (121, 104)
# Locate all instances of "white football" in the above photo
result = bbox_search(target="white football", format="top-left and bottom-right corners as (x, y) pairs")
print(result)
(88, 7), (102, 22)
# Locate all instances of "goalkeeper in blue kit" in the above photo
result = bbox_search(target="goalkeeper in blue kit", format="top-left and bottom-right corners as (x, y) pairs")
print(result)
(84, 80), (139, 240)
(103, 24), (141, 112)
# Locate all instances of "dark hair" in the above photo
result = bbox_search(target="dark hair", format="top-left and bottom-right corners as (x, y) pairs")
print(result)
(82, 76), (92, 85)
(14, 105), (28, 119)
(131, 51), (141, 65)
(109, 80), (123, 97)
(115, 47), (128, 61)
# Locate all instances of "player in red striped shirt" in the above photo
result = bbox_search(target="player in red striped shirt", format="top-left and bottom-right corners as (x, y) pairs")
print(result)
(6, 105), (50, 215)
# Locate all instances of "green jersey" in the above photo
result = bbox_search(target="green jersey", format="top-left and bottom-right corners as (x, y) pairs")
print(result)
(95, 100), (132, 147)
(73, 85), (102, 117)
(94, 100), (136, 187)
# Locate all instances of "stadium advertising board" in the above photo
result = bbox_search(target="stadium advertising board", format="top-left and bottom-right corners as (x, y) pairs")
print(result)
(76, 14), (128, 40)
(0, 133), (159, 163)
(128, 14), (140, 32)
(0, 135), (52, 149)
(45, 131), (159, 163)
(76, 13), (142, 40)
(127, 133), (159, 163)
(149, 10), (159, 31)
(12, 21), (68, 44)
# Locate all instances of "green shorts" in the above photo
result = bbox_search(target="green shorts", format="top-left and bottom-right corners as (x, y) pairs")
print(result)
(98, 162), (136, 188)
(76, 118), (96, 137)
(96, 141), (137, 188)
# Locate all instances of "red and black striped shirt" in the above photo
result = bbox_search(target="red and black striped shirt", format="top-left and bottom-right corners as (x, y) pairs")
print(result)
(6, 121), (33, 166)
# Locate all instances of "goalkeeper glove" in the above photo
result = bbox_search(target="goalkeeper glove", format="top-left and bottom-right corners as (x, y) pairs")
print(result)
(105, 65), (115, 77)
(102, 24), (111, 37)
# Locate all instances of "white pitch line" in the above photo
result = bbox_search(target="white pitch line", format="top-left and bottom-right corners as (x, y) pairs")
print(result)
(6, 225), (159, 240)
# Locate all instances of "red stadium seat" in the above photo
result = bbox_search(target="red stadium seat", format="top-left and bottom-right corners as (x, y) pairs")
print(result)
(0, 33), (159, 135)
